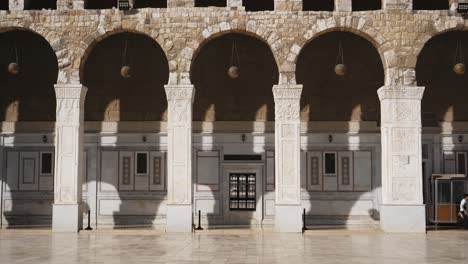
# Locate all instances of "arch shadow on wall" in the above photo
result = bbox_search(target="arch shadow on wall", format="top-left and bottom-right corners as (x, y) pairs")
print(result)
(296, 30), (385, 228)
(190, 31), (279, 227)
(79, 30), (170, 228)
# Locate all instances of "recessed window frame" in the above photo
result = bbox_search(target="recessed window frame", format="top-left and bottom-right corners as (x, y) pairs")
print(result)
(456, 152), (467, 176)
(40, 151), (54, 176)
(135, 151), (149, 176)
(323, 151), (337, 176)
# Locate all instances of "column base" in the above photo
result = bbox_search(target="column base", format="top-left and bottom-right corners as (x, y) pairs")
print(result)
(52, 203), (82, 232)
(275, 205), (302, 233)
(380, 204), (426, 233)
(166, 205), (192, 233)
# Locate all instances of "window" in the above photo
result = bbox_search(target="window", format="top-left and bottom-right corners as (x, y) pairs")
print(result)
(352, 0), (381, 11)
(135, 152), (148, 175)
(195, 0), (227, 7)
(134, 0), (167, 8)
(243, 0), (274, 11)
(303, 0), (334, 11)
(24, 0), (56, 10)
(413, 0), (448, 10)
(457, 152), (467, 176)
(324, 152), (337, 175)
(40, 152), (53, 175)
(0, 0), (8, 10)
(229, 173), (256, 210)
(84, 0), (117, 9)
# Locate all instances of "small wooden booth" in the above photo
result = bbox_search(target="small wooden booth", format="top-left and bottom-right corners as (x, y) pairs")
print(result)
(431, 174), (467, 227)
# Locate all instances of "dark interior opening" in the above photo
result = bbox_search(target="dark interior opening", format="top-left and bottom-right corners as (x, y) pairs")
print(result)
(413, 0), (449, 10)
(134, 0), (167, 8)
(0, 0), (9, 10)
(84, 0), (117, 9)
(0, 30), (59, 122)
(303, 0), (334, 11)
(243, 0), (274, 11)
(24, 0), (57, 10)
(191, 33), (279, 122)
(416, 31), (468, 126)
(352, 0), (381, 11)
(195, 0), (227, 7)
(82, 32), (169, 121)
(296, 31), (384, 122)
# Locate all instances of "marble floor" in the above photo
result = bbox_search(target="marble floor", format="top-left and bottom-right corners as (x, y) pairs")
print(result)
(0, 230), (467, 264)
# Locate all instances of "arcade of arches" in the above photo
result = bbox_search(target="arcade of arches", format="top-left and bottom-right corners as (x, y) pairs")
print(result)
(1, 2), (468, 233)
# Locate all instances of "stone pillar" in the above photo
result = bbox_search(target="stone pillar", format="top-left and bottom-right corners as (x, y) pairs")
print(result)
(382, 0), (412, 10)
(9, 0), (24, 10)
(167, 0), (194, 8)
(273, 84), (303, 233)
(52, 84), (87, 232)
(164, 84), (194, 232)
(335, 0), (352, 12)
(378, 85), (426, 233)
(275, 0), (302, 11)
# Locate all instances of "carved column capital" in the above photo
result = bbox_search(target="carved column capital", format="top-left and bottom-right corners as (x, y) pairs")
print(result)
(273, 84), (302, 122)
(54, 84), (87, 125)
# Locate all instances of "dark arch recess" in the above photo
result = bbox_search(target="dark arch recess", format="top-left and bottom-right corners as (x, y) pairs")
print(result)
(191, 32), (279, 122)
(82, 32), (169, 122)
(0, 30), (58, 122)
(417, 31), (468, 126)
(296, 31), (384, 122)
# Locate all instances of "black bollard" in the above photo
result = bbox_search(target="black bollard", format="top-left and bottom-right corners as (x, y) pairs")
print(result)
(195, 210), (203, 230)
(302, 208), (307, 232)
(85, 209), (93, 230)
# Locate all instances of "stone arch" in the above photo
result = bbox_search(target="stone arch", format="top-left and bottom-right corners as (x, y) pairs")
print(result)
(79, 28), (173, 83)
(180, 22), (283, 84)
(0, 26), (66, 83)
(413, 21), (466, 69)
(190, 31), (279, 122)
(296, 30), (385, 122)
(0, 28), (59, 121)
(81, 30), (170, 121)
(287, 17), (389, 84)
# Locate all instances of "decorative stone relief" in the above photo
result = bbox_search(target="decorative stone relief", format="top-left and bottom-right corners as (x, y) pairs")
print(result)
(164, 85), (195, 205)
(273, 84), (302, 205)
(378, 85), (424, 205)
(54, 84), (87, 205)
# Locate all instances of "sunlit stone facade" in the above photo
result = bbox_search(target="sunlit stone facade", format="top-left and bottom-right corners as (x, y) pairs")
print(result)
(1, 0), (468, 233)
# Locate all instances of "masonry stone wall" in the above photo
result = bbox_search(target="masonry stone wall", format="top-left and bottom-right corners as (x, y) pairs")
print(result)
(0, 1), (466, 87)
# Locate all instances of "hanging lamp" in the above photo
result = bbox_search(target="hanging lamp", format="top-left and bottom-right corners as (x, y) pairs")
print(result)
(453, 40), (465, 75)
(227, 39), (240, 79)
(334, 40), (346, 76)
(120, 37), (131, 78)
(8, 42), (19, 75)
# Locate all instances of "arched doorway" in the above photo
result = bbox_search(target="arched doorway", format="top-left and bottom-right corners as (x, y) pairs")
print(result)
(80, 31), (169, 228)
(296, 31), (384, 228)
(190, 32), (279, 227)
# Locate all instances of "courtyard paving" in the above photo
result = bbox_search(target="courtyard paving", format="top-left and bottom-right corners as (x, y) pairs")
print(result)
(0, 230), (467, 264)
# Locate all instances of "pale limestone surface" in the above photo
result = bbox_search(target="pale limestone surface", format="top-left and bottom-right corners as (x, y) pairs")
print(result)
(0, 231), (468, 263)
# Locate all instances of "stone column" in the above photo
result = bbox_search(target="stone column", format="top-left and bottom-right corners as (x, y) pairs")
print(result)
(335, 0), (352, 12)
(273, 84), (303, 232)
(382, 0), (412, 10)
(9, 0), (24, 10)
(275, 0), (302, 11)
(52, 83), (87, 232)
(167, 0), (194, 8)
(378, 85), (426, 233)
(164, 84), (194, 232)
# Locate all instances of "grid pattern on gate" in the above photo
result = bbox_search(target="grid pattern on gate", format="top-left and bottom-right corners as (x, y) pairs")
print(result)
(229, 173), (256, 210)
